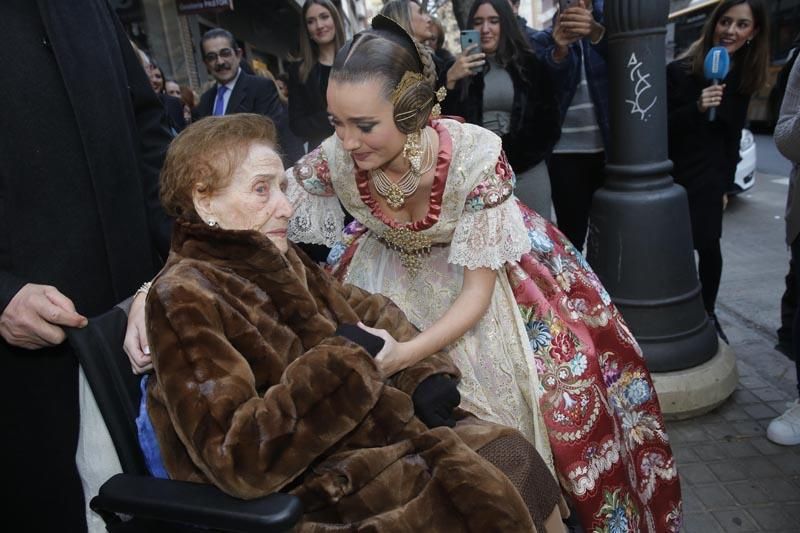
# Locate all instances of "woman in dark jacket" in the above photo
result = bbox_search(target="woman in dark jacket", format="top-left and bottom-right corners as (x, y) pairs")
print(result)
(287, 0), (345, 151)
(667, 0), (769, 341)
(444, 0), (560, 216)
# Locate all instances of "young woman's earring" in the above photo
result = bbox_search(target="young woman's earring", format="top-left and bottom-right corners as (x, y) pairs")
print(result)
(403, 130), (423, 174)
(207, 218), (217, 227)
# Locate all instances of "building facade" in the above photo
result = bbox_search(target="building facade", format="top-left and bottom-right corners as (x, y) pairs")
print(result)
(111, 0), (368, 90)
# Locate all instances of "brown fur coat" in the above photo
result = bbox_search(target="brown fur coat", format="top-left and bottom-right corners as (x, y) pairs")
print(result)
(145, 220), (549, 532)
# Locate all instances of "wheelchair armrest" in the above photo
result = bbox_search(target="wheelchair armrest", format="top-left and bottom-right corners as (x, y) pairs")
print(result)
(91, 473), (303, 533)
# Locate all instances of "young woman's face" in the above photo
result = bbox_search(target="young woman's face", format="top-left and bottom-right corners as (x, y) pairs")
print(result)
(327, 78), (406, 172)
(148, 65), (164, 93)
(713, 3), (758, 55)
(409, 2), (434, 42)
(473, 3), (501, 55)
(306, 4), (336, 46)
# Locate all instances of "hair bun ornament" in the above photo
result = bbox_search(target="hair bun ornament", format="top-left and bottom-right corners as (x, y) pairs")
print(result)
(371, 14), (436, 133)
(371, 14), (421, 64)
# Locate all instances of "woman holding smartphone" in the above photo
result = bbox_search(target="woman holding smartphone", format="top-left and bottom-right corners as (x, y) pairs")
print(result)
(443, 0), (560, 216)
(287, 0), (345, 151)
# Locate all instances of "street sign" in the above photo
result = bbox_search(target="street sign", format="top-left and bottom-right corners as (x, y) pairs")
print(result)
(176, 0), (234, 16)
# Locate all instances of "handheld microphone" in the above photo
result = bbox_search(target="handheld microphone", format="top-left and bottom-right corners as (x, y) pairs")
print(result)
(703, 46), (730, 122)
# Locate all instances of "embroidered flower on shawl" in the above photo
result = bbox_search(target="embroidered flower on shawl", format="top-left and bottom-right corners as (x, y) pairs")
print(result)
(528, 228), (554, 254)
(594, 488), (640, 533)
(550, 331), (576, 364)
(665, 502), (683, 533)
(620, 410), (665, 447)
(608, 507), (628, 533)
(624, 378), (652, 406)
(527, 320), (552, 352)
(601, 357), (622, 387)
(570, 353), (588, 377)
(463, 151), (515, 213)
(326, 220), (367, 267)
(292, 148), (334, 197)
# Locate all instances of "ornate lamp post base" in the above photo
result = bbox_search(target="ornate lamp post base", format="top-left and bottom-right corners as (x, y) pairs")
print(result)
(588, 0), (737, 415)
(652, 342), (738, 420)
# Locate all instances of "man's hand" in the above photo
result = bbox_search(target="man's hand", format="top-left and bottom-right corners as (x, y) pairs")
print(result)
(552, 0), (603, 62)
(123, 291), (152, 374)
(0, 283), (87, 349)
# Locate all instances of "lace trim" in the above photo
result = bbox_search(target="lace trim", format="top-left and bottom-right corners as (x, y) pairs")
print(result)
(449, 199), (530, 270)
(286, 166), (344, 247)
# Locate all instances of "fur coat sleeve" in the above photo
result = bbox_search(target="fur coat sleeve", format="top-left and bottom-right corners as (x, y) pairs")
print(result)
(146, 267), (386, 498)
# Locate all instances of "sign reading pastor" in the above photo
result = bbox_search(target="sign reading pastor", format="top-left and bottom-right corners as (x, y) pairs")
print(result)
(176, 0), (233, 15)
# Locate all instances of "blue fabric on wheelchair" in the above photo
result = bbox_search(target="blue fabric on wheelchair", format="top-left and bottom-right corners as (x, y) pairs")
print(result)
(136, 375), (169, 479)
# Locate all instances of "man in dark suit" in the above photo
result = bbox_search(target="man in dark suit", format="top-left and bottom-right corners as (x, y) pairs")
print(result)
(196, 29), (288, 160)
(0, 0), (172, 530)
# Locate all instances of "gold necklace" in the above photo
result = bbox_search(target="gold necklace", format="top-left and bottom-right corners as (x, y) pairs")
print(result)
(371, 129), (435, 209)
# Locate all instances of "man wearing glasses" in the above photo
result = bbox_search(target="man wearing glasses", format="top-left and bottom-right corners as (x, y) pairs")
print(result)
(196, 28), (286, 155)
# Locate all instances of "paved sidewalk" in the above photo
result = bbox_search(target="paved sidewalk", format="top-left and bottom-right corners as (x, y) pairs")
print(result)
(667, 351), (800, 532)
(663, 168), (800, 532)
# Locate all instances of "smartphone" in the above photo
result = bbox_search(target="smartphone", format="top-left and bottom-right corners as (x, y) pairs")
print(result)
(459, 29), (481, 72)
(460, 29), (480, 55)
(558, 0), (579, 10)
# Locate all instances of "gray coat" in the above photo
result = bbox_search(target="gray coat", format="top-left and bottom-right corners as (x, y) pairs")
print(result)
(776, 58), (800, 245)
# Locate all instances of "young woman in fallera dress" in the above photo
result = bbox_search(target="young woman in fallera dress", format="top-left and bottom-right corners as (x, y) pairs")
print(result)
(288, 15), (682, 532)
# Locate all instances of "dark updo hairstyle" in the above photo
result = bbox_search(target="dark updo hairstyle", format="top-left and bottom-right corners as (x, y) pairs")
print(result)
(331, 14), (437, 134)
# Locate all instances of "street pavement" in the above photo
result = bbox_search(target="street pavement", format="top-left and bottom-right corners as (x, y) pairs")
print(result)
(667, 134), (800, 532)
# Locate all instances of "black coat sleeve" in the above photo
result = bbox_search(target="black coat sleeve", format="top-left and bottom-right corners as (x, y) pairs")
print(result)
(113, 13), (173, 258)
(252, 77), (285, 127)
(503, 55), (561, 172)
(0, 273), (27, 316)
(287, 62), (333, 142)
(667, 61), (704, 138)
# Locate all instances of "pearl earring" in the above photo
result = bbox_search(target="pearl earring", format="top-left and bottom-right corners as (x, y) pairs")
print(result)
(207, 218), (217, 227)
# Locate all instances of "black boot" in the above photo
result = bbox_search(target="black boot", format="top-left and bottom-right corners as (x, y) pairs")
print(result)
(709, 313), (729, 344)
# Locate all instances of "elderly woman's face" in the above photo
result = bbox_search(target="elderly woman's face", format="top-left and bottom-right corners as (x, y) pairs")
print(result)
(196, 143), (293, 253)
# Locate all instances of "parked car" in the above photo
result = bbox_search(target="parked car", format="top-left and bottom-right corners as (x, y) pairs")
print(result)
(731, 128), (756, 195)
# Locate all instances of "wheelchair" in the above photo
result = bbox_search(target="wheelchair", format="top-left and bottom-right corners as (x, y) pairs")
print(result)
(67, 306), (303, 532)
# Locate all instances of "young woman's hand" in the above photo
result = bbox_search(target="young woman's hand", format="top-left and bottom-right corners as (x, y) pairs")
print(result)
(698, 83), (726, 112)
(356, 322), (411, 377)
(446, 44), (485, 90)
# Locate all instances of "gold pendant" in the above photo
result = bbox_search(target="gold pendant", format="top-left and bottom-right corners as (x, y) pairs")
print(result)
(386, 183), (406, 209)
(382, 227), (432, 277)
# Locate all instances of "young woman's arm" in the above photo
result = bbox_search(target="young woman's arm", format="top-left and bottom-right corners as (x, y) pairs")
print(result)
(361, 266), (495, 377)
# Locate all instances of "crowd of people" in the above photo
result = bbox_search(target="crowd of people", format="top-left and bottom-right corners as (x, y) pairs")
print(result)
(4, 0), (799, 532)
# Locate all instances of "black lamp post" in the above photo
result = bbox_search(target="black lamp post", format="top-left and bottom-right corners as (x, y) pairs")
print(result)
(586, 0), (718, 372)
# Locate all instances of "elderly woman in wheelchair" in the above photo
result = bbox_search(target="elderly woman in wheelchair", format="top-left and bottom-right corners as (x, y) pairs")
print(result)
(125, 113), (567, 532)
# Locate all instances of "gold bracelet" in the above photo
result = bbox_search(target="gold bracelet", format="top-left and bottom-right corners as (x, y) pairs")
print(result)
(136, 281), (152, 298)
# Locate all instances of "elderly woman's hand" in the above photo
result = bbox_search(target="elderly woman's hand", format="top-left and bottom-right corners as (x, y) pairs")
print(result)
(446, 45), (485, 90)
(124, 292), (152, 375)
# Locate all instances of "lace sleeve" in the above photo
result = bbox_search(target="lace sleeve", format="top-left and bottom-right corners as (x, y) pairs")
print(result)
(286, 149), (345, 247)
(448, 151), (531, 270)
